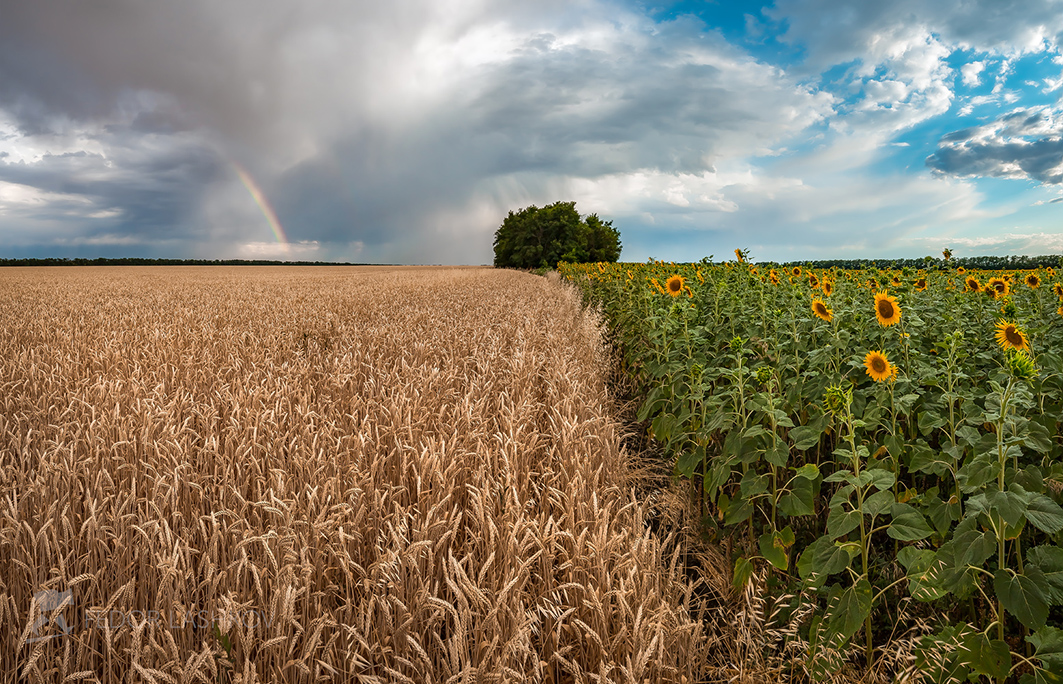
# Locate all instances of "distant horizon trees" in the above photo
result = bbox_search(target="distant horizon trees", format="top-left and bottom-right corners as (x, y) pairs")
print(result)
(492, 201), (621, 269)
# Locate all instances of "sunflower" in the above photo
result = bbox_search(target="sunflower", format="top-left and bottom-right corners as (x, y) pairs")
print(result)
(864, 350), (894, 382)
(791, 266), (802, 277)
(957, 266), (966, 274)
(965, 276), (982, 293)
(665, 275), (685, 297)
(891, 275), (902, 286)
(808, 272), (819, 288)
(874, 291), (901, 327)
(1025, 273), (1041, 288)
(650, 278), (666, 294)
(985, 287), (998, 300)
(734, 248), (745, 263)
(1054, 283), (1063, 298)
(986, 277), (1010, 296)
(684, 286), (694, 298)
(812, 298), (833, 322)
(1058, 306), (1063, 317)
(914, 277), (927, 291)
(995, 320), (1029, 351)
(822, 280), (834, 297)
(769, 269), (779, 285)
(868, 278), (880, 290)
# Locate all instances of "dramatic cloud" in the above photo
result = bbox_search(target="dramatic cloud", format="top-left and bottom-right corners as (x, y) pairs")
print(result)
(927, 106), (1063, 184)
(1, 0), (1062, 262)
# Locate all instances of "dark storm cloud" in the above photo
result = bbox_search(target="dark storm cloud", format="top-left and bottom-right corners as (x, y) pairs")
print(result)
(0, 132), (223, 233)
(1, 1), (835, 259)
(926, 107), (1063, 184)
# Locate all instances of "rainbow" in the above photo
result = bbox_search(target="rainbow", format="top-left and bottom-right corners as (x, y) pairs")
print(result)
(232, 163), (290, 254)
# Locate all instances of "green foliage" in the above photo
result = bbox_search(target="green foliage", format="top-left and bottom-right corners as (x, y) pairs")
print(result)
(492, 202), (621, 268)
(562, 258), (1063, 682)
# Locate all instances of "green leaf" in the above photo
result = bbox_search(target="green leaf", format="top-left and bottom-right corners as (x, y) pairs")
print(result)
(863, 489), (895, 518)
(759, 532), (788, 571)
(1026, 495), (1063, 534)
(764, 441), (789, 467)
(779, 475), (816, 517)
(926, 493), (962, 537)
(1023, 419), (1055, 453)
(794, 463), (820, 480)
(918, 410), (947, 435)
(788, 425), (821, 451)
(888, 504), (933, 541)
(732, 557), (754, 589)
(957, 452), (998, 492)
(909, 446), (952, 477)
(675, 447), (704, 478)
(823, 469), (851, 484)
(866, 468), (896, 492)
(995, 569), (1050, 630)
(1028, 626), (1063, 671)
(827, 506), (861, 540)
(742, 425), (770, 441)
(898, 547), (949, 602)
(986, 489), (1030, 528)
(724, 496), (754, 526)
(960, 632), (1012, 681)
(1027, 546), (1063, 604)
(824, 578), (872, 642)
(797, 536), (852, 588)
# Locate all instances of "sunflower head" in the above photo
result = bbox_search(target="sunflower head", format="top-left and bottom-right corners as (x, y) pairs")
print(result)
(864, 350), (894, 382)
(808, 273), (819, 288)
(1054, 282), (1063, 299)
(734, 248), (745, 263)
(914, 277), (927, 291)
(987, 277), (1010, 296)
(812, 298), (833, 322)
(665, 275), (684, 297)
(769, 269), (779, 284)
(822, 280), (834, 297)
(874, 291), (902, 327)
(1006, 348), (1038, 381)
(985, 287), (998, 300)
(965, 276), (981, 293)
(1025, 273), (1041, 288)
(994, 319), (1029, 351)
(957, 266), (966, 274)
(824, 383), (853, 415)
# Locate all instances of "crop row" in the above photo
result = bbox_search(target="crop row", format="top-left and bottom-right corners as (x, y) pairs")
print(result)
(562, 255), (1063, 683)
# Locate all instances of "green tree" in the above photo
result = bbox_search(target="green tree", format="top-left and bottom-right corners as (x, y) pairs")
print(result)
(493, 202), (621, 268)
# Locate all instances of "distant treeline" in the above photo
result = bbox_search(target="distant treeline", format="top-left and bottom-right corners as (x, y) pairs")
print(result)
(772, 254), (1063, 270)
(0, 257), (376, 267)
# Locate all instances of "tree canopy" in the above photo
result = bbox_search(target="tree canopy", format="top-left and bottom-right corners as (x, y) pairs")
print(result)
(493, 201), (621, 269)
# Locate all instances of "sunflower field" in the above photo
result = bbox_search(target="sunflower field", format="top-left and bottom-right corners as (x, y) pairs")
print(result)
(560, 254), (1063, 682)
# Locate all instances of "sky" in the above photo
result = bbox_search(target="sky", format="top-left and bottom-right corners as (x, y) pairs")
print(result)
(2, 0), (1063, 264)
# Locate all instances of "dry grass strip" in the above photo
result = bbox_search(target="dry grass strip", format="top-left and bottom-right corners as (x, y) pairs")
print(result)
(1, 266), (721, 683)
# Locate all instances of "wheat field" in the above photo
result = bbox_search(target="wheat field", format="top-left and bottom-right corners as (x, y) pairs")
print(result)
(0, 266), (724, 683)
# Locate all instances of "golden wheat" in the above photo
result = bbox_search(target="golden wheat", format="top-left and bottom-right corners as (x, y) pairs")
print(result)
(0, 266), (716, 683)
